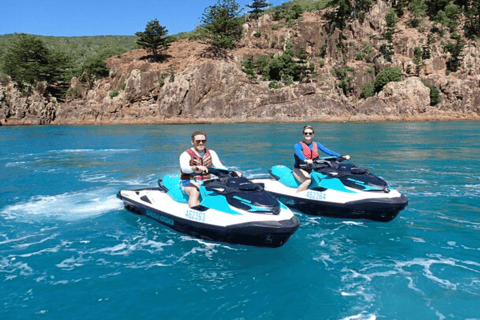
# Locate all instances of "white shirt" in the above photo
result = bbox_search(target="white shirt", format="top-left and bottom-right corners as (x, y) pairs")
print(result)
(179, 148), (227, 174)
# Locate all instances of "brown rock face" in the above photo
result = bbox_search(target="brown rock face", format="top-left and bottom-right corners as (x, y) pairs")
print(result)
(2, 2), (480, 126)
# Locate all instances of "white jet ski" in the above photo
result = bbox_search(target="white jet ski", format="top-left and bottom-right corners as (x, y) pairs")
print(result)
(252, 157), (408, 222)
(117, 168), (300, 247)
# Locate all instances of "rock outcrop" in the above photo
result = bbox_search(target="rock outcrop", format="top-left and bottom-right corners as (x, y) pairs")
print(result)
(1, 1), (480, 126)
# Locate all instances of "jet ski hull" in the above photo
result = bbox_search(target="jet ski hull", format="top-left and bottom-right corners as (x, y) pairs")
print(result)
(266, 189), (408, 222)
(253, 175), (408, 222)
(117, 188), (299, 248)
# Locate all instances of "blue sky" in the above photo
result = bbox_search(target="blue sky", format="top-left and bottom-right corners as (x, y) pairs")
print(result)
(2, 0), (288, 37)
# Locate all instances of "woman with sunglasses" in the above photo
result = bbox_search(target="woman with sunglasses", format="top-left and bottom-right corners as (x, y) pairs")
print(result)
(293, 125), (350, 193)
(180, 131), (239, 208)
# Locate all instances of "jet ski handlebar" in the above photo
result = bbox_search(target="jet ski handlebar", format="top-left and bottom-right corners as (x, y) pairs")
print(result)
(205, 167), (240, 178)
(300, 156), (346, 171)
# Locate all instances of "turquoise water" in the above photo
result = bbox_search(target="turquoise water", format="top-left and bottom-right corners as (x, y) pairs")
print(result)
(1, 122), (479, 319)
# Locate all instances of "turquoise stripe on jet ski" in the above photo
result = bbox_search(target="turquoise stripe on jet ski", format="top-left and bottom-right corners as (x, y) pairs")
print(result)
(162, 175), (188, 203)
(162, 175), (181, 190)
(199, 189), (242, 215)
(271, 165), (300, 188)
(271, 165), (357, 193)
(316, 176), (357, 193)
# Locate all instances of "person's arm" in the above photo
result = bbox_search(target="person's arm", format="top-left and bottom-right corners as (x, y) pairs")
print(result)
(294, 143), (306, 161)
(180, 151), (194, 173)
(316, 142), (341, 157)
(209, 150), (227, 170)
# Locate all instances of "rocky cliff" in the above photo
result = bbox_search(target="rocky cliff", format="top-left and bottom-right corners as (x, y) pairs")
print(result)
(1, 1), (480, 126)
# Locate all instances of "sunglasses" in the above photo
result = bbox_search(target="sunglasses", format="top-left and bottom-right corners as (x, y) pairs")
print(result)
(194, 139), (206, 144)
(303, 132), (314, 136)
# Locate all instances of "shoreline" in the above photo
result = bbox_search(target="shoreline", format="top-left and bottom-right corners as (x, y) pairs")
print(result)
(2, 112), (480, 127)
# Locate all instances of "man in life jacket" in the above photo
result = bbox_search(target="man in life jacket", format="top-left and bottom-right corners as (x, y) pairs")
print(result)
(293, 125), (350, 193)
(180, 131), (240, 208)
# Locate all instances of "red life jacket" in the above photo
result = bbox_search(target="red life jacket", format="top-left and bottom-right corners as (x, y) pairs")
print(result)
(180, 149), (213, 180)
(300, 141), (319, 160)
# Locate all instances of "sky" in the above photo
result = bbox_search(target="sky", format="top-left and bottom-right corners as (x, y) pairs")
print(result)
(2, 0), (289, 37)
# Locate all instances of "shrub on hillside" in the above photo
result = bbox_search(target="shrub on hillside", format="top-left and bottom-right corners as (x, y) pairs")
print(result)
(422, 80), (441, 105)
(360, 82), (375, 98)
(374, 67), (402, 92)
(241, 42), (309, 85)
(76, 48), (126, 84)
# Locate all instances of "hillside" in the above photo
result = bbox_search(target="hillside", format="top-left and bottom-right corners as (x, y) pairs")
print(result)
(1, 1), (480, 126)
(0, 34), (139, 66)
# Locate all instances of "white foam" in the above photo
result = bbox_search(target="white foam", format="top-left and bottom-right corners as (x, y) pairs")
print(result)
(341, 312), (376, 320)
(5, 161), (26, 167)
(0, 188), (123, 221)
(342, 221), (364, 226)
(48, 148), (137, 154)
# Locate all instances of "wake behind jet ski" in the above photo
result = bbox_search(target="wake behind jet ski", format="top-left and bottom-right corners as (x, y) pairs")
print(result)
(117, 168), (300, 248)
(252, 157), (408, 222)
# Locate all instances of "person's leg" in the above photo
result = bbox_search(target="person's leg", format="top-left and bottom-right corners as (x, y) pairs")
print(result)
(184, 184), (200, 208)
(293, 168), (311, 193)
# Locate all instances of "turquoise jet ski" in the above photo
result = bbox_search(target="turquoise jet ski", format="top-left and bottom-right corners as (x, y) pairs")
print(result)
(117, 168), (300, 247)
(252, 157), (408, 222)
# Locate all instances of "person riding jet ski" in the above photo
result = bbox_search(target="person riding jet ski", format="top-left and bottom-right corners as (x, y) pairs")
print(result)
(294, 125), (350, 193)
(250, 125), (408, 222)
(117, 130), (300, 247)
(180, 131), (242, 208)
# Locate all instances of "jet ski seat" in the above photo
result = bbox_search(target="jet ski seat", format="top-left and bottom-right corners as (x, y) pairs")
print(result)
(269, 165), (300, 188)
(159, 175), (188, 203)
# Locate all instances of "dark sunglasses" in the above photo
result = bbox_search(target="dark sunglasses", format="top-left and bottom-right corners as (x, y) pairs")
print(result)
(303, 132), (314, 136)
(194, 139), (206, 144)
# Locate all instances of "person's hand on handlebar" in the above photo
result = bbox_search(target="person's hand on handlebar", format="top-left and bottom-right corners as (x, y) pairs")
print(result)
(305, 159), (314, 165)
(342, 155), (351, 161)
(194, 165), (209, 174)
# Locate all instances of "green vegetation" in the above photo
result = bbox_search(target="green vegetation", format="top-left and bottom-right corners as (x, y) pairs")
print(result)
(247, 0), (272, 19)
(2, 34), (74, 98)
(0, 34), (138, 66)
(325, 0), (374, 32)
(374, 67), (402, 92)
(110, 90), (119, 98)
(413, 46), (424, 75)
(407, 0), (427, 27)
(360, 82), (375, 98)
(331, 65), (354, 95)
(435, 2), (461, 32)
(422, 80), (441, 105)
(444, 33), (466, 72)
(76, 48), (126, 85)
(241, 42), (310, 87)
(200, 0), (243, 51)
(135, 19), (170, 62)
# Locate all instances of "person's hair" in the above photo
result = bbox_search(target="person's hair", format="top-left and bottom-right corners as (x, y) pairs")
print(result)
(303, 125), (314, 133)
(191, 131), (207, 141)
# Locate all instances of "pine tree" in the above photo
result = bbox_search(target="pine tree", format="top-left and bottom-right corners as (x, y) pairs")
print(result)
(246, 0), (271, 19)
(135, 19), (170, 61)
(3, 34), (73, 96)
(201, 0), (243, 50)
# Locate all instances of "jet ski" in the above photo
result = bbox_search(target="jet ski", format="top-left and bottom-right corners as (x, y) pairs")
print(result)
(252, 157), (408, 222)
(117, 168), (300, 248)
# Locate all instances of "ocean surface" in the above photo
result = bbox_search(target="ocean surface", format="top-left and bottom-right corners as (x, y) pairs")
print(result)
(1, 121), (479, 320)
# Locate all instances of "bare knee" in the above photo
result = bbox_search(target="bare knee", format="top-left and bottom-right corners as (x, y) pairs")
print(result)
(185, 185), (199, 196)
(293, 168), (310, 182)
